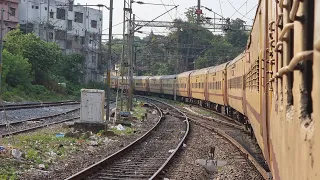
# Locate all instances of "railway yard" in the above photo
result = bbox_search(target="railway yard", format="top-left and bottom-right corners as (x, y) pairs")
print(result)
(0, 97), (267, 179)
(0, 0), (319, 179)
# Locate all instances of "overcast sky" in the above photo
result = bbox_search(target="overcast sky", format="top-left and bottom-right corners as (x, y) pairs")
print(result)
(75, 0), (258, 39)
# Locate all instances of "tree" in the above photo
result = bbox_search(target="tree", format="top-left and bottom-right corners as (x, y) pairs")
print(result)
(184, 7), (211, 24)
(2, 49), (33, 88)
(56, 54), (85, 83)
(4, 29), (62, 84)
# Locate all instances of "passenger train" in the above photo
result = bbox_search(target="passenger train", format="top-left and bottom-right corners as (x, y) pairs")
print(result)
(108, 1), (319, 180)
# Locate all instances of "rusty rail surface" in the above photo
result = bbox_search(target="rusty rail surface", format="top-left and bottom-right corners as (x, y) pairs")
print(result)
(65, 97), (189, 180)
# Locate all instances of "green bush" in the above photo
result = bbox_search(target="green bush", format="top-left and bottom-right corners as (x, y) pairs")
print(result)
(2, 49), (33, 88)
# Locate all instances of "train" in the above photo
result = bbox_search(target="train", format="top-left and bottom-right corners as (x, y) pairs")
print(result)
(108, 1), (319, 180)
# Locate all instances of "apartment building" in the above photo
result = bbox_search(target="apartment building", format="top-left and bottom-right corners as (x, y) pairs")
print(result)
(0, 0), (20, 38)
(18, 0), (103, 82)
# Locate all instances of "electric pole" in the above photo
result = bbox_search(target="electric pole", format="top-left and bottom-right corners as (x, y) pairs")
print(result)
(127, 0), (133, 111)
(106, 0), (113, 120)
(197, 0), (201, 25)
(0, 8), (4, 93)
(120, 0), (126, 111)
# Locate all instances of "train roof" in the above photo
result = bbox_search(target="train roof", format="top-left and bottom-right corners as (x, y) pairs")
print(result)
(191, 67), (211, 76)
(177, 70), (194, 78)
(149, 76), (162, 80)
(227, 51), (246, 67)
(134, 76), (150, 80)
(160, 75), (177, 79)
(208, 61), (231, 73)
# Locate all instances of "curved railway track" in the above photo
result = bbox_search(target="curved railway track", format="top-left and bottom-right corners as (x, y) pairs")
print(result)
(144, 96), (271, 179)
(65, 97), (189, 180)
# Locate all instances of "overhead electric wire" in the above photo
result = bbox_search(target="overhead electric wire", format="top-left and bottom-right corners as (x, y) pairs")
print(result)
(239, 4), (258, 21)
(227, 0), (252, 20)
(218, 0), (224, 18)
(229, 0), (249, 19)
(160, 0), (174, 21)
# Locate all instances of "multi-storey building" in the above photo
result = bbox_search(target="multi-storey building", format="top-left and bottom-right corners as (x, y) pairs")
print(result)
(18, 0), (103, 82)
(0, 0), (19, 37)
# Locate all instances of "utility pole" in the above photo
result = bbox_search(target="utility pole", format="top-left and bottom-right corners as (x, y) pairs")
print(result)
(197, 0), (201, 25)
(127, 0), (133, 111)
(46, 0), (50, 42)
(120, 0), (126, 111)
(106, 0), (113, 121)
(0, 8), (4, 93)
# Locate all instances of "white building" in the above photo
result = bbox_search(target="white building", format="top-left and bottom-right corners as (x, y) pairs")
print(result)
(18, 0), (103, 82)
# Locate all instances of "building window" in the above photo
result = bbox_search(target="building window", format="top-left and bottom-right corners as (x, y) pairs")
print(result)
(56, 8), (66, 20)
(74, 12), (83, 23)
(55, 30), (66, 40)
(35, 6), (39, 9)
(91, 20), (97, 28)
(74, 35), (78, 42)
(50, 12), (54, 18)
(80, 36), (85, 44)
(67, 20), (72, 30)
(32, 5), (34, 9)
(68, 3), (73, 11)
(66, 40), (72, 49)
(9, 7), (15, 16)
(45, 7), (47, 10)
(49, 32), (54, 39)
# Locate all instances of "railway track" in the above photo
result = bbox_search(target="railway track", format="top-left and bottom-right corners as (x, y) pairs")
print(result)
(0, 100), (80, 111)
(0, 100), (116, 137)
(143, 96), (271, 179)
(65, 97), (189, 180)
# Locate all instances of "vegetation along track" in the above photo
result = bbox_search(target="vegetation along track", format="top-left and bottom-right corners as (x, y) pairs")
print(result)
(65, 97), (189, 180)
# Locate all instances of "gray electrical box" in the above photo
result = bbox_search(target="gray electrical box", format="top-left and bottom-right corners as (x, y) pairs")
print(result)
(80, 89), (105, 122)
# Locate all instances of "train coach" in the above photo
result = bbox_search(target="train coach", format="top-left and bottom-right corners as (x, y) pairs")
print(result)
(189, 68), (210, 106)
(207, 62), (229, 113)
(108, 1), (319, 179)
(161, 75), (176, 98)
(133, 76), (150, 94)
(176, 70), (193, 102)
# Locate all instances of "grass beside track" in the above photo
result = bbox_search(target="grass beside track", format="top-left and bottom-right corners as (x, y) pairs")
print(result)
(0, 127), (86, 179)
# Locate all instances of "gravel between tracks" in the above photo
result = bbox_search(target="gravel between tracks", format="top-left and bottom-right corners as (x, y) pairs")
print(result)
(19, 109), (160, 180)
(0, 105), (80, 124)
(163, 123), (263, 180)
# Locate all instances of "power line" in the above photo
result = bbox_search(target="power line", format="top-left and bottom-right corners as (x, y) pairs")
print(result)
(160, 0), (174, 21)
(218, 0), (224, 18)
(229, 0), (249, 19)
(102, 21), (127, 32)
(239, 4), (258, 22)
(226, 0), (252, 20)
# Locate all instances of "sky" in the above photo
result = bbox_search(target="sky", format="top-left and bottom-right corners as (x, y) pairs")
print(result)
(74, 0), (259, 39)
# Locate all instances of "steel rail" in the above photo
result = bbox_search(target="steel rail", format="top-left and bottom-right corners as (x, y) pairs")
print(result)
(189, 118), (271, 179)
(1, 100), (116, 137)
(137, 96), (190, 179)
(65, 102), (164, 180)
(1, 117), (79, 138)
(65, 97), (189, 180)
(0, 101), (80, 111)
(0, 108), (80, 127)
